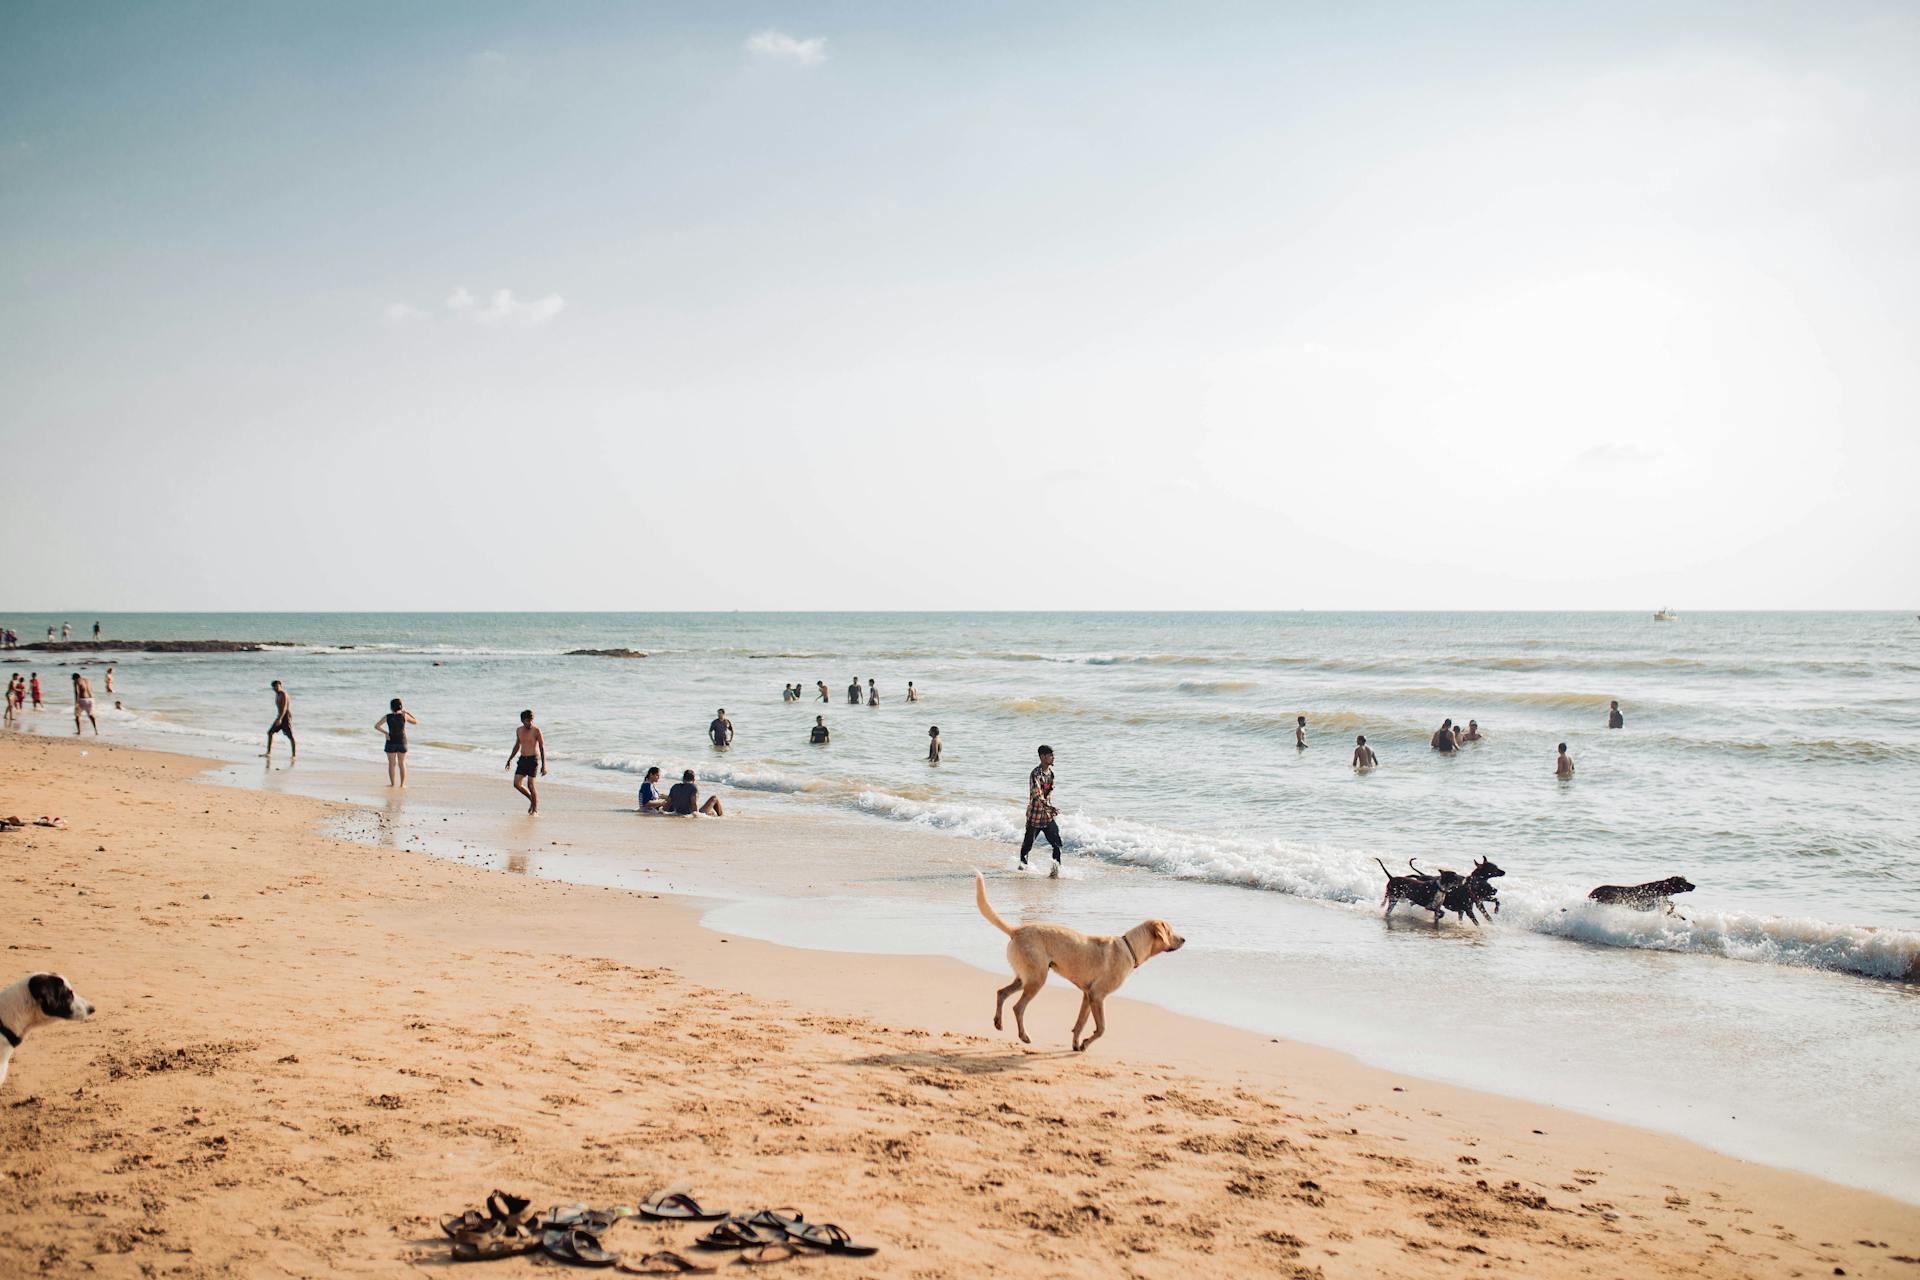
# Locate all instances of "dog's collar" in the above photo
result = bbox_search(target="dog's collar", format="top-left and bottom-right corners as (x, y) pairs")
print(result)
(0, 1018), (19, 1048)
(1122, 936), (1140, 969)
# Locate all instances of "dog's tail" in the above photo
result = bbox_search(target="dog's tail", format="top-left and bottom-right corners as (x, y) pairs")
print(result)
(974, 871), (1014, 936)
(1373, 857), (1394, 880)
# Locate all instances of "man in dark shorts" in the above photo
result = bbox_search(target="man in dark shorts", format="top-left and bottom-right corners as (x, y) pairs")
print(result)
(1019, 745), (1064, 877)
(709, 708), (734, 747)
(810, 716), (830, 744)
(1607, 700), (1624, 729)
(506, 709), (546, 813)
(266, 680), (296, 760)
(667, 768), (724, 816)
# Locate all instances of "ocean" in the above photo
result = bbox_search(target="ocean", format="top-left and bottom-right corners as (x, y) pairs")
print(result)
(7, 610), (1918, 1199)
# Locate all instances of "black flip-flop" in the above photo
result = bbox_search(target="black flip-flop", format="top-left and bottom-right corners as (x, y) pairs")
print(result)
(543, 1227), (618, 1267)
(616, 1251), (719, 1275)
(639, 1192), (729, 1222)
(783, 1222), (879, 1256)
(695, 1220), (787, 1250)
(735, 1243), (802, 1267)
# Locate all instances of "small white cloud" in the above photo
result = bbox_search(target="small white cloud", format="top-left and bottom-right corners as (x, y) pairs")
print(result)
(1575, 442), (1663, 467)
(445, 287), (565, 327)
(382, 302), (429, 325)
(745, 29), (827, 66)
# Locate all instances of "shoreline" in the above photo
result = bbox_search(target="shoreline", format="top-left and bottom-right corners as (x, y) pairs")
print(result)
(2, 732), (1914, 1276)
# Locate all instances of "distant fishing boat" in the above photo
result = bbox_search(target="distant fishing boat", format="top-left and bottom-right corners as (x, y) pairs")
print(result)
(1653, 608), (1677, 621)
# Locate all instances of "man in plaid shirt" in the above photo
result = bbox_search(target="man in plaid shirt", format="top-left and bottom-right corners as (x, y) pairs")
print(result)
(1019, 744), (1064, 877)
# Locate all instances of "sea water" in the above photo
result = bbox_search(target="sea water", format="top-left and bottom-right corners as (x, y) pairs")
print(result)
(7, 611), (1917, 1198)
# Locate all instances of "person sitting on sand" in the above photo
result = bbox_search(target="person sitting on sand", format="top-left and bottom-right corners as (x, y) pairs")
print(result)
(709, 708), (734, 747)
(1295, 715), (1307, 749)
(507, 709), (545, 813)
(377, 698), (418, 787)
(1461, 719), (1482, 742)
(1608, 700), (1624, 729)
(1352, 734), (1377, 770)
(816, 681), (830, 703)
(667, 768), (724, 816)
(638, 765), (668, 811)
(906, 681), (920, 702)
(810, 716), (830, 744)
(1556, 742), (1575, 778)
(1430, 719), (1456, 752)
(927, 725), (942, 762)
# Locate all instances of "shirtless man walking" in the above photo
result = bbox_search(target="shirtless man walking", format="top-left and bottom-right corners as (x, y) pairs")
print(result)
(266, 680), (295, 759)
(1295, 715), (1308, 750)
(507, 709), (546, 813)
(72, 672), (98, 735)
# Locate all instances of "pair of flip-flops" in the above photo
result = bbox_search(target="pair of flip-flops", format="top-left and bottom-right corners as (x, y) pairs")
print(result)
(697, 1208), (879, 1258)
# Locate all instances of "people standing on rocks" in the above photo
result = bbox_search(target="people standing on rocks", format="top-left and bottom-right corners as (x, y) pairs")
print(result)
(709, 708), (734, 747)
(377, 698), (417, 787)
(1019, 745), (1064, 877)
(72, 672), (97, 735)
(507, 709), (545, 813)
(266, 680), (296, 760)
(1353, 735), (1377, 770)
(92, 621), (101, 639)
(927, 725), (942, 762)
(1607, 700), (1624, 729)
(60, 623), (71, 641)
(1556, 742), (1575, 778)
(810, 716), (830, 744)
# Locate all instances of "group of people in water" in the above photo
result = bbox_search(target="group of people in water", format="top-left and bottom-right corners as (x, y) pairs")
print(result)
(5, 666), (113, 733)
(784, 677), (921, 706)
(1298, 698), (1626, 778)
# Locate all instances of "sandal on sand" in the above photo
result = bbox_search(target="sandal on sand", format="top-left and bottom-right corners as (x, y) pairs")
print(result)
(784, 1222), (879, 1256)
(639, 1192), (730, 1222)
(695, 1220), (788, 1250)
(487, 1190), (535, 1226)
(452, 1223), (539, 1261)
(543, 1227), (618, 1266)
(735, 1244), (802, 1267)
(616, 1251), (719, 1275)
(545, 1204), (629, 1232)
(442, 1209), (494, 1239)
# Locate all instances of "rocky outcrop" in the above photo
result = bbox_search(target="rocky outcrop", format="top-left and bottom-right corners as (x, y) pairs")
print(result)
(564, 648), (649, 658)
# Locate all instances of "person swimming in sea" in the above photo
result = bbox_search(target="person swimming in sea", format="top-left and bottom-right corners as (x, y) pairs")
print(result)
(927, 725), (941, 762)
(906, 681), (920, 702)
(1460, 719), (1482, 742)
(847, 677), (861, 705)
(817, 681), (831, 703)
(709, 708), (734, 747)
(1556, 742), (1575, 778)
(810, 716), (830, 744)
(1295, 715), (1307, 750)
(1607, 700), (1624, 729)
(867, 678), (878, 707)
(1430, 719), (1456, 752)
(1352, 734), (1377, 770)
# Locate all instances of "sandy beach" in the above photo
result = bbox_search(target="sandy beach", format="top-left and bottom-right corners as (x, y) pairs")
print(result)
(2, 731), (1914, 1278)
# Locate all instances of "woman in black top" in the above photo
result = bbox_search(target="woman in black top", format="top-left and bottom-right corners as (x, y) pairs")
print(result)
(376, 697), (420, 787)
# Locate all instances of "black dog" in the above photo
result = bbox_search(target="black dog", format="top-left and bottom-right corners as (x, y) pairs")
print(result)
(1589, 876), (1695, 916)
(1416, 856), (1505, 925)
(1376, 858), (1459, 923)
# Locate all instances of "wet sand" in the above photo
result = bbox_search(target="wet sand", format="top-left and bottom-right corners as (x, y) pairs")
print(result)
(1, 732), (1913, 1277)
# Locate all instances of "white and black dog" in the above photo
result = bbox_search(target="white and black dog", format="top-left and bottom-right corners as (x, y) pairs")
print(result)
(0, 973), (95, 1090)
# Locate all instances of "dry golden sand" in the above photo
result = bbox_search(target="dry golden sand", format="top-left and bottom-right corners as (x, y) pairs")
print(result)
(1, 734), (1915, 1278)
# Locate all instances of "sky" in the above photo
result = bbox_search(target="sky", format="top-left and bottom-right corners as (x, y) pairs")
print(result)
(2, 1), (1915, 611)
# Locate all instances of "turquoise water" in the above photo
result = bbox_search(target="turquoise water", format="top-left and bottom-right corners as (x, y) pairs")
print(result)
(8, 610), (1919, 1196)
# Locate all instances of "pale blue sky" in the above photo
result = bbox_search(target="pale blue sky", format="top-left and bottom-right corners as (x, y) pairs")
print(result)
(2, 2), (1914, 609)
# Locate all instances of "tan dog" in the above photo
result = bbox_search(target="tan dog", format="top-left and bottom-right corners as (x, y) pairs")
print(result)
(974, 871), (1184, 1052)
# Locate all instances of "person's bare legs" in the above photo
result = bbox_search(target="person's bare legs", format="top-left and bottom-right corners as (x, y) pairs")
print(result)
(397, 753), (407, 787)
(387, 753), (399, 787)
(512, 775), (534, 812)
(700, 795), (724, 816)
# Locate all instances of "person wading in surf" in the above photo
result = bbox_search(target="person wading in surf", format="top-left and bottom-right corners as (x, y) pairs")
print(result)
(1019, 745), (1064, 878)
